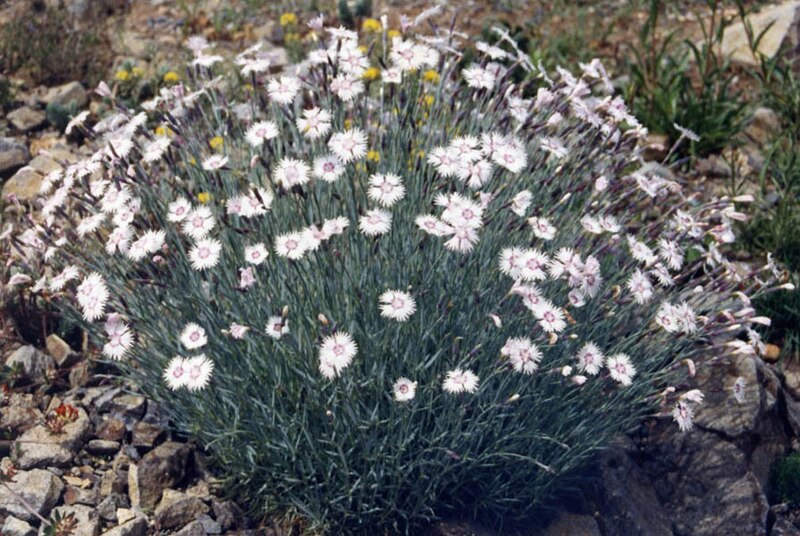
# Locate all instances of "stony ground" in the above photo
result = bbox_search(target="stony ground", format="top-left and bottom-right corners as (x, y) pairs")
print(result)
(2, 0), (800, 535)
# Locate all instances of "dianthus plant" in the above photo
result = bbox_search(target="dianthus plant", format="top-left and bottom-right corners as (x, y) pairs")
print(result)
(5, 13), (790, 534)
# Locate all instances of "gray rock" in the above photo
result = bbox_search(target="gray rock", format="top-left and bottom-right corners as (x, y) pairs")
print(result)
(12, 407), (93, 469)
(108, 394), (146, 419)
(4, 346), (55, 383)
(86, 439), (121, 456)
(95, 418), (127, 442)
(773, 518), (800, 536)
(0, 401), (43, 436)
(720, 2), (800, 66)
(196, 514), (221, 534)
(38, 504), (100, 536)
(542, 512), (601, 536)
(0, 137), (30, 177)
(211, 500), (242, 531)
(128, 441), (191, 510)
(154, 490), (209, 530)
(745, 107), (782, 146)
(46, 334), (81, 368)
(7, 107), (47, 133)
(693, 354), (760, 438)
(2, 516), (35, 536)
(99, 516), (147, 536)
(2, 167), (43, 202)
(27, 154), (61, 176)
(42, 82), (88, 109)
(0, 467), (64, 522)
(131, 422), (165, 449)
(96, 493), (128, 522)
(174, 521), (207, 536)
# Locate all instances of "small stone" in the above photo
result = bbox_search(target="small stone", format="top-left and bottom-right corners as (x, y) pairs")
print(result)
(0, 403), (43, 436)
(42, 81), (88, 108)
(27, 154), (61, 175)
(764, 343), (781, 362)
(155, 492), (209, 530)
(108, 394), (146, 419)
(129, 441), (191, 510)
(96, 418), (127, 442)
(63, 481), (99, 507)
(12, 407), (93, 469)
(4, 346), (56, 383)
(745, 107), (782, 146)
(0, 467), (64, 522)
(542, 512), (601, 536)
(211, 500), (242, 531)
(721, 3), (800, 66)
(7, 107), (47, 133)
(772, 517), (800, 536)
(186, 480), (210, 500)
(99, 469), (127, 497)
(174, 521), (206, 536)
(70, 361), (91, 389)
(2, 516), (35, 536)
(3, 167), (42, 202)
(87, 439), (121, 456)
(116, 508), (136, 525)
(131, 422), (165, 449)
(38, 504), (100, 536)
(100, 516), (146, 536)
(197, 514), (221, 534)
(96, 493), (128, 522)
(0, 137), (30, 177)
(46, 334), (81, 367)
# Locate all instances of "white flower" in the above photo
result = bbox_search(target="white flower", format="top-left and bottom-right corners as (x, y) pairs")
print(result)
(627, 235), (657, 266)
(319, 332), (358, 379)
(245, 243), (269, 265)
(102, 315), (133, 360)
(76, 213), (106, 237)
(202, 154), (228, 171)
(275, 232), (308, 260)
(50, 264), (79, 291)
(428, 147), (461, 177)
(65, 110), (90, 135)
(533, 300), (566, 333)
(182, 207), (216, 240)
(658, 238), (684, 270)
(189, 239), (222, 270)
(265, 316), (289, 339)
(672, 400), (694, 432)
(321, 217), (350, 238)
(239, 266), (256, 289)
(393, 378), (417, 402)
(501, 337), (542, 374)
(682, 389), (705, 404)
(104, 226), (130, 255)
(76, 272), (109, 322)
(415, 215), (454, 237)
(389, 37), (422, 71)
(455, 159), (494, 189)
(185, 354), (214, 391)
(510, 191), (532, 216)
(267, 75), (300, 105)
(313, 154), (346, 183)
(444, 224), (480, 253)
(229, 323), (250, 339)
(296, 107), (332, 139)
(168, 198), (192, 222)
(245, 120), (279, 147)
(181, 322), (208, 350)
(359, 209), (392, 236)
(379, 290), (416, 322)
(443, 368), (479, 394)
(330, 74), (364, 101)
(529, 217), (556, 240)
(164, 356), (189, 390)
(575, 342), (604, 375)
(142, 137), (171, 164)
(492, 142), (527, 174)
(539, 136), (568, 159)
(274, 158), (311, 188)
(606, 353), (636, 386)
(126, 229), (166, 261)
(463, 63), (496, 89)
(627, 269), (653, 304)
(368, 173), (406, 207)
(328, 129), (368, 163)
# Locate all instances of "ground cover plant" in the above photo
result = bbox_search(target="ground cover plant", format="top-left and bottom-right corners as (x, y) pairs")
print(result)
(3, 9), (791, 534)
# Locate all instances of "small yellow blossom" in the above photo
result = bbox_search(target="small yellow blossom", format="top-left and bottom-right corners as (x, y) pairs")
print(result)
(423, 94), (435, 107)
(417, 149), (426, 159)
(189, 157), (197, 165)
(280, 13), (297, 26)
(362, 18), (382, 33)
(114, 70), (130, 82)
(209, 136), (224, 150)
(356, 162), (367, 172)
(131, 66), (145, 78)
(243, 83), (254, 92)
(197, 192), (212, 204)
(154, 125), (173, 137)
(387, 29), (401, 39)
(423, 70), (440, 84)
(163, 71), (180, 84)
(362, 67), (380, 81)
(344, 118), (353, 130)
(366, 150), (380, 163)
(285, 32), (300, 43)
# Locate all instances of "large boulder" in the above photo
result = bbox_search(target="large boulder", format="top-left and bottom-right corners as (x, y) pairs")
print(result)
(12, 406), (93, 469)
(7, 107), (47, 133)
(720, 1), (800, 66)
(41, 81), (88, 109)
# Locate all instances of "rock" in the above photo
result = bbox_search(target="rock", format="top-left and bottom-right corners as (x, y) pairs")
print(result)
(95, 418), (127, 442)
(764, 343), (782, 362)
(46, 334), (81, 367)
(0, 137), (30, 177)
(42, 82), (88, 109)
(12, 407), (93, 469)
(99, 468), (127, 497)
(27, 154), (61, 175)
(38, 504), (100, 536)
(696, 155), (732, 177)
(744, 107), (782, 146)
(0, 402), (43, 436)
(642, 133), (669, 162)
(596, 437), (672, 535)
(96, 493), (128, 522)
(720, 1), (800, 66)
(108, 394), (146, 419)
(7, 107), (47, 133)
(2, 516), (36, 536)
(63, 483), (99, 507)
(100, 516), (147, 536)
(196, 513), (222, 534)
(87, 439), (121, 456)
(773, 518), (800, 536)
(116, 508), (136, 525)
(212, 500), (242, 531)
(0, 467), (64, 522)
(693, 354), (760, 438)
(782, 359), (800, 400)
(4, 346), (55, 383)
(70, 361), (91, 389)
(542, 512), (601, 536)
(2, 167), (42, 202)
(154, 491), (209, 530)
(643, 429), (768, 536)
(131, 422), (165, 449)
(128, 441), (191, 510)
(174, 521), (207, 536)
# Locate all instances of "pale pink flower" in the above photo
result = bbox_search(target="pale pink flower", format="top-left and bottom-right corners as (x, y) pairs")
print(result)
(182, 206), (215, 240)
(168, 198), (192, 222)
(245, 120), (279, 147)
(627, 269), (653, 304)
(359, 209), (392, 236)
(529, 217), (556, 240)
(313, 154), (346, 183)
(379, 290), (416, 322)
(76, 272), (109, 322)
(575, 342), (604, 375)
(185, 354), (214, 391)
(275, 232), (308, 259)
(393, 378), (417, 402)
(672, 400), (694, 432)
(239, 267), (256, 289)
(267, 76), (301, 105)
(245, 243), (269, 265)
(102, 315), (134, 360)
(164, 356), (189, 390)
(319, 332), (358, 379)
(189, 239), (222, 270)
(463, 64), (496, 89)
(202, 154), (228, 171)
(443, 368), (479, 394)
(181, 323), (207, 350)
(296, 107), (332, 139)
(229, 323), (250, 339)
(368, 173), (405, 207)
(606, 353), (636, 386)
(501, 337), (542, 374)
(274, 158), (311, 188)
(330, 74), (364, 101)
(328, 129), (368, 163)
(265, 316), (289, 340)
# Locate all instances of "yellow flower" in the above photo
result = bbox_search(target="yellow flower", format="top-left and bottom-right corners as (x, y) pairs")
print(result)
(357, 45), (368, 55)
(362, 67), (380, 81)
(344, 118), (353, 130)
(366, 150), (380, 163)
(285, 32), (300, 43)
(423, 94), (435, 107)
(209, 136), (224, 150)
(362, 18), (382, 33)
(197, 192), (212, 204)
(163, 71), (180, 84)
(114, 70), (130, 82)
(189, 157), (197, 165)
(417, 149), (426, 159)
(423, 70), (440, 84)
(387, 29), (401, 39)
(355, 162), (366, 172)
(131, 66), (145, 78)
(154, 125), (174, 138)
(243, 83), (254, 92)
(280, 13), (297, 26)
